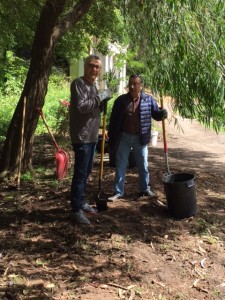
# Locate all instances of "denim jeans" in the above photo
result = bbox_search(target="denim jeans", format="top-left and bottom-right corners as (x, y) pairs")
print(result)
(71, 143), (96, 212)
(114, 133), (150, 195)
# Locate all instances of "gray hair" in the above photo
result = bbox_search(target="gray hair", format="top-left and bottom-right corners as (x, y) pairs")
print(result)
(84, 54), (101, 65)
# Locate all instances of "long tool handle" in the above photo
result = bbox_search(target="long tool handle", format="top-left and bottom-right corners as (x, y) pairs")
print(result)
(160, 91), (170, 174)
(17, 96), (26, 189)
(98, 101), (107, 192)
(37, 108), (60, 151)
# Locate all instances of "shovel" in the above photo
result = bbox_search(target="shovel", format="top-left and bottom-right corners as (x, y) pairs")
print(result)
(95, 101), (108, 211)
(160, 91), (170, 175)
(37, 108), (69, 180)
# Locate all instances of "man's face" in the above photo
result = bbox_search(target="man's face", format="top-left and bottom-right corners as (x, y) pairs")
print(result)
(84, 59), (102, 83)
(128, 77), (143, 99)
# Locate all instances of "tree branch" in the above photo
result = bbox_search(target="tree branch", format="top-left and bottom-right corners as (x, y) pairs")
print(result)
(54, 0), (95, 38)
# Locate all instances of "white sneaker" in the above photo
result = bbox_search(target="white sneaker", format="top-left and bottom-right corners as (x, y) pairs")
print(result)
(108, 194), (122, 202)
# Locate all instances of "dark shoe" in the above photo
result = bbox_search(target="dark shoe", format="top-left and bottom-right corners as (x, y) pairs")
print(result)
(74, 210), (91, 225)
(108, 194), (122, 202)
(139, 190), (156, 198)
(81, 203), (97, 214)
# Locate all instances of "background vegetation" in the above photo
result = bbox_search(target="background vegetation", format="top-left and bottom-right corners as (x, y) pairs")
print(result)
(0, 52), (70, 140)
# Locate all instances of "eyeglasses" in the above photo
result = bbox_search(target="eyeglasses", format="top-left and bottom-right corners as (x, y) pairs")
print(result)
(88, 63), (102, 70)
(129, 74), (143, 83)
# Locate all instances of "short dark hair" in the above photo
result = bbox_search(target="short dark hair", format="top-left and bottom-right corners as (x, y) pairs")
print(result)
(84, 54), (101, 65)
(129, 74), (143, 83)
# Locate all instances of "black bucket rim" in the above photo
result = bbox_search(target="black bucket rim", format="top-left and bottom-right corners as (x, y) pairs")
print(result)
(162, 172), (195, 184)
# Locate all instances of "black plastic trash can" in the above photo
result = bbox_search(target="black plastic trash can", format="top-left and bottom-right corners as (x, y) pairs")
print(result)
(162, 173), (197, 219)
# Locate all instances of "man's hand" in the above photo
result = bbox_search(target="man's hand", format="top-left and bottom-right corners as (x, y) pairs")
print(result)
(98, 89), (112, 102)
(161, 109), (168, 120)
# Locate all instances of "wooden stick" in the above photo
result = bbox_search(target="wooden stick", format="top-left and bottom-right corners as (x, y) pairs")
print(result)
(17, 96), (26, 189)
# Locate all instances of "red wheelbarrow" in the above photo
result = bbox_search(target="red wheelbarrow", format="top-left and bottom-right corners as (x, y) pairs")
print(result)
(37, 108), (69, 180)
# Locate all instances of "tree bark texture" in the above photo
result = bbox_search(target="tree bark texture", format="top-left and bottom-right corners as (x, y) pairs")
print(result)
(0, 0), (95, 179)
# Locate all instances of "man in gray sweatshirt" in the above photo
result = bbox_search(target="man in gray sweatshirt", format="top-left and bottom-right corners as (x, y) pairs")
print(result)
(69, 54), (111, 225)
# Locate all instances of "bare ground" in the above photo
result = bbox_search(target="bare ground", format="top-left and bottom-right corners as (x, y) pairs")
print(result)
(0, 105), (225, 300)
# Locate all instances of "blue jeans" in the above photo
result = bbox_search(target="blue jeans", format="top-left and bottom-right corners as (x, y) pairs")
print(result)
(114, 133), (150, 196)
(71, 143), (96, 212)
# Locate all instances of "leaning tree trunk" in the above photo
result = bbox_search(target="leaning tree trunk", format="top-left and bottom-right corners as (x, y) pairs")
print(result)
(0, 0), (94, 180)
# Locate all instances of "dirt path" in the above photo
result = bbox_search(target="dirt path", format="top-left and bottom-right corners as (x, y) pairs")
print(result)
(0, 111), (225, 300)
(166, 115), (225, 163)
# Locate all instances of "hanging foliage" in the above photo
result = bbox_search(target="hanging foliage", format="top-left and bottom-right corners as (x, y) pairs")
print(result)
(125, 0), (225, 130)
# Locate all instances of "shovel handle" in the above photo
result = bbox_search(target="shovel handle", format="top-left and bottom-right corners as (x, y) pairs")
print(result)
(160, 93), (168, 155)
(37, 107), (60, 151)
(160, 90), (170, 174)
(98, 101), (107, 191)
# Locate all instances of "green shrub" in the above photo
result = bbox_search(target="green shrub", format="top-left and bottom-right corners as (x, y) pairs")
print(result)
(0, 51), (28, 140)
(36, 67), (70, 135)
(0, 52), (70, 139)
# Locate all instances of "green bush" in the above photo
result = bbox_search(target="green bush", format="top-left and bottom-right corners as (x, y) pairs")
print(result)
(0, 52), (70, 140)
(36, 67), (70, 135)
(0, 51), (28, 140)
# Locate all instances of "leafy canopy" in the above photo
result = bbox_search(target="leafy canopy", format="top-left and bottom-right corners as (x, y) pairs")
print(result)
(125, 0), (225, 130)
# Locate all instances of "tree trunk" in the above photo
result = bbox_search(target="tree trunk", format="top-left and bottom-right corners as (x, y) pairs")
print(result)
(0, 0), (94, 180)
